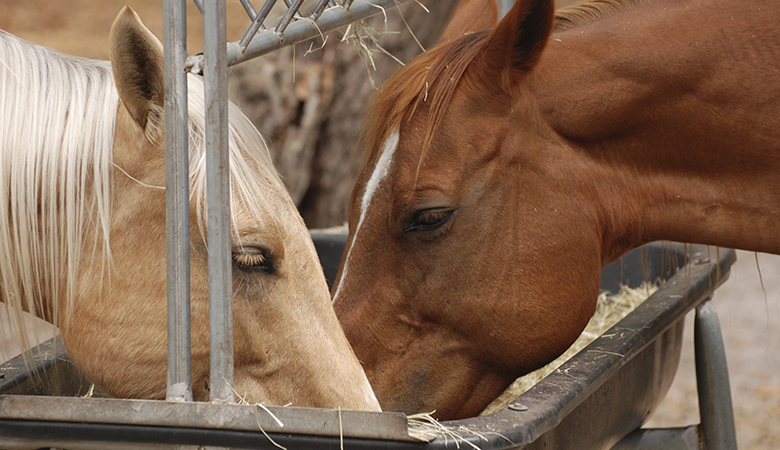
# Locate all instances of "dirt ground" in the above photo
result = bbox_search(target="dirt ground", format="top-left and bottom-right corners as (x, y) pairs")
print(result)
(646, 251), (780, 450)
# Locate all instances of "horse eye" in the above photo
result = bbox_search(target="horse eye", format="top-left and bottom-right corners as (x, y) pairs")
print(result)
(232, 247), (276, 274)
(404, 209), (455, 233)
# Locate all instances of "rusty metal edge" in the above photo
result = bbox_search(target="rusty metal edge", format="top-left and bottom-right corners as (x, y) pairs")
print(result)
(0, 395), (417, 442)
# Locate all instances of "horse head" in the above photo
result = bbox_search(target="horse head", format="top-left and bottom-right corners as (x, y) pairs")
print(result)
(335, 0), (780, 420)
(0, 6), (378, 410)
(332, 0), (602, 419)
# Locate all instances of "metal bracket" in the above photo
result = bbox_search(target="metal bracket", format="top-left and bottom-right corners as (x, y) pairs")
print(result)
(611, 296), (738, 450)
(695, 297), (737, 450)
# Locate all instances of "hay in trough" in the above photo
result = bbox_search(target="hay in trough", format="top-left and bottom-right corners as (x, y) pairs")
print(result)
(480, 283), (658, 415)
(408, 412), (512, 448)
(405, 283), (657, 448)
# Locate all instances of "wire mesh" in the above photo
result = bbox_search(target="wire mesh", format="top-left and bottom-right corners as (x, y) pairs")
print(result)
(185, 0), (414, 73)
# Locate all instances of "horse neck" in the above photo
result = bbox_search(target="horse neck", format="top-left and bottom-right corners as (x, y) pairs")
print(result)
(534, 0), (780, 263)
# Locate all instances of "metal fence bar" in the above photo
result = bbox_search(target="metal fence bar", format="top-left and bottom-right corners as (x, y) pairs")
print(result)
(163, 0), (193, 403)
(187, 0), (414, 74)
(203, 0), (235, 403)
(275, 0), (306, 34)
(237, 0), (278, 50)
(695, 298), (737, 450)
(238, 0), (258, 20)
(167, 0), (414, 403)
(497, 0), (515, 17)
(309, 0), (334, 21)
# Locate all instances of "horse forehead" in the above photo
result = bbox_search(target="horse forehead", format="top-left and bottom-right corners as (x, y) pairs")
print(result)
(360, 129), (400, 211)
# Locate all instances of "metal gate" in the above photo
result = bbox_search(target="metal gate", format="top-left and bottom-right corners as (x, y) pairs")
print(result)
(161, 0), (415, 404)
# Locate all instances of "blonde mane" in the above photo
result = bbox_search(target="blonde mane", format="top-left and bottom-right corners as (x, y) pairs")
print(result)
(0, 30), (281, 354)
(0, 31), (117, 353)
(186, 73), (284, 247)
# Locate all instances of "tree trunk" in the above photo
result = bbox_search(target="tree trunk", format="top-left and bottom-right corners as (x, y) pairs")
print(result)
(229, 0), (460, 228)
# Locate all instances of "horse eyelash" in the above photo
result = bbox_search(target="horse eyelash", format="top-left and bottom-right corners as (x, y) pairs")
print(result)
(232, 249), (277, 274)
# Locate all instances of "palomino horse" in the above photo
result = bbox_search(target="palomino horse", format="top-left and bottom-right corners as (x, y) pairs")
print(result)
(332, 0), (780, 420)
(0, 6), (379, 410)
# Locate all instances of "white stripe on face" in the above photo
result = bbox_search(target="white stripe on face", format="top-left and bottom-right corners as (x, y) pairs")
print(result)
(332, 129), (400, 303)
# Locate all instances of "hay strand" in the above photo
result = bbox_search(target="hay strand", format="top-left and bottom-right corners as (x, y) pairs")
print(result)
(407, 412), (513, 449)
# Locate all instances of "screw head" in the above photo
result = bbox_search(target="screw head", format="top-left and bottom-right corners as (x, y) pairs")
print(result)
(508, 402), (528, 411)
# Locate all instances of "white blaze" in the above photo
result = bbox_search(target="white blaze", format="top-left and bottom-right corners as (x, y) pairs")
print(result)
(332, 129), (400, 304)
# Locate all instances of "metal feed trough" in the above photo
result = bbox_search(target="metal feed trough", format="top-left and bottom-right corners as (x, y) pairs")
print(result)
(0, 1), (738, 449)
(0, 240), (739, 450)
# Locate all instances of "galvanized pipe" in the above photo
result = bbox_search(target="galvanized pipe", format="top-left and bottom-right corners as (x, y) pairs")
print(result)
(309, 0), (333, 21)
(188, 0), (415, 74)
(202, 0), (235, 403)
(276, 0), (306, 34)
(238, 0), (258, 20)
(163, 0), (193, 403)
(695, 298), (737, 450)
(171, 0), (415, 404)
(237, 0), (278, 50)
(497, 0), (515, 17)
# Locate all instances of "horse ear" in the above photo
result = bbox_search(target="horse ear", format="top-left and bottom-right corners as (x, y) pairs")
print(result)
(479, 0), (554, 74)
(439, 0), (500, 44)
(109, 5), (165, 141)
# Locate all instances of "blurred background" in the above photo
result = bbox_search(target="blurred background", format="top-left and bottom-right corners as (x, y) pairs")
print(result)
(1, 0), (461, 228)
(1, 1), (777, 448)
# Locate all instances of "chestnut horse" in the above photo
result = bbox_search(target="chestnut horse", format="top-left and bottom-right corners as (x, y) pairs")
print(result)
(332, 0), (780, 420)
(0, 6), (379, 410)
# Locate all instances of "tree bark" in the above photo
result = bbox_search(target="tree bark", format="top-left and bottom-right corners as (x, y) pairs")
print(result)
(229, 0), (460, 228)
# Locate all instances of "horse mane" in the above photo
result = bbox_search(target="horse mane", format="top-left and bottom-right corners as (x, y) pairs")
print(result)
(361, 30), (490, 172)
(185, 73), (285, 249)
(0, 31), (118, 352)
(362, 0), (650, 166)
(554, 0), (651, 30)
(0, 30), (281, 352)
